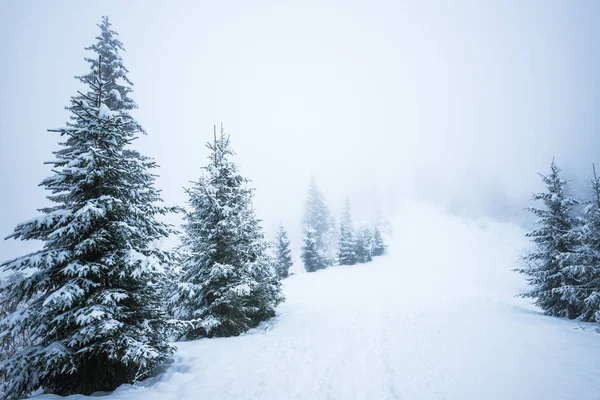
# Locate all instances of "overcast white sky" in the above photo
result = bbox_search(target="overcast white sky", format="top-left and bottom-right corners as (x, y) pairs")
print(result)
(2, 0), (600, 269)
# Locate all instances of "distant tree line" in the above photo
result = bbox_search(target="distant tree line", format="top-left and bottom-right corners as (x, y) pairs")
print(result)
(301, 179), (387, 273)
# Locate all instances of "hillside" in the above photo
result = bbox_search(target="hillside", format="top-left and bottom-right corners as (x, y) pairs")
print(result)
(37, 202), (600, 400)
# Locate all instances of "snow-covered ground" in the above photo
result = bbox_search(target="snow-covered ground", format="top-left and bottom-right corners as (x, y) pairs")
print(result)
(39, 202), (600, 400)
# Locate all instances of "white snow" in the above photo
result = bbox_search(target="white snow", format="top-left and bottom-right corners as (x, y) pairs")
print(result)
(109, 89), (122, 102)
(35, 202), (600, 400)
(98, 103), (113, 119)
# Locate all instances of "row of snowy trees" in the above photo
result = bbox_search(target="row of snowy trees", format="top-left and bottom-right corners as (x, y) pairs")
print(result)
(0, 17), (283, 399)
(518, 159), (600, 322)
(301, 179), (387, 272)
(0, 16), (390, 399)
(338, 199), (385, 265)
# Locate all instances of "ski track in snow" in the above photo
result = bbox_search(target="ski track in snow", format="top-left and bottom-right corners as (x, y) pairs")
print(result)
(37, 202), (600, 400)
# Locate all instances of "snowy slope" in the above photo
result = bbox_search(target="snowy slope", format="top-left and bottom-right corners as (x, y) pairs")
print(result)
(38, 202), (600, 400)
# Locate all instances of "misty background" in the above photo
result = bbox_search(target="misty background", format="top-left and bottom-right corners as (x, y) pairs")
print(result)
(1, 0), (600, 273)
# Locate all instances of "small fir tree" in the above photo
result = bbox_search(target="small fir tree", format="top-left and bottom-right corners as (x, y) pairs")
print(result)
(338, 199), (357, 265)
(301, 177), (331, 271)
(301, 228), (325, 273)
(274, 225), (293, 279)
(372, 226), (386, 257)
(169, 126), (283, 339)
(355, 225), (373, 264)
(517, 159), (582, 319)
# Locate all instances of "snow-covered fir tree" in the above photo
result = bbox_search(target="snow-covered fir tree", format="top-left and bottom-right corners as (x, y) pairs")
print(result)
(517, 159), (582, 319)
(301, 177), (331, 271)
(71, 16), (142, 132)
(355, 225), (373, 264)
(169, 126), (283, 339)
(372, 226), (386, 257)
(69, 17), (156, 236)
(274, 225), (293, 279)
(301, 228), (324, 273)
(569, 165), (600, 321)
(338, 199), (357, 265)
(0, 59), (175, 398)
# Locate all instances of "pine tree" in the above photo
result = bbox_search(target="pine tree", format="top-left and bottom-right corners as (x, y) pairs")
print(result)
(169, 126), (283, 339)
(301, 228), (323, 273)
(372, 226), (386, 257)
(71, 16), (141, 131)
(569, 165), (600, 321)
(517, 159), (582, 319)
(355, 225), (373, 264)
(301, 177), (331, 271)
(338, 199), (357, 265)
(69, 16), (154, 211)
(274, 225), (293, 279)
(0, 58), (174, 398)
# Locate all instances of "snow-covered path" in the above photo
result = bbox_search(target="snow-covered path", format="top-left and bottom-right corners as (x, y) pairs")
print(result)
(40, 203), (600, 400)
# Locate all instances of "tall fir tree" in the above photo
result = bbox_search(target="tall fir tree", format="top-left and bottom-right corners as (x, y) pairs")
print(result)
(517, 159), (582, 319)
(274, 225), (293, 279)
(355, 225), (373, 264)
(169, 126), (283, 339)
(69, 16), (152, 211)
(338, 199), (357, 265)
(569, 165), (600, 321)
(71, 16), (141, 131)
(301, 177), (331, 271)
(0, 57), (174, 398)
(371, 226), (386, 257)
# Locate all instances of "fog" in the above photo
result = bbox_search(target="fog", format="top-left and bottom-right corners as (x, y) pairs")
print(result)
(2, 0), (600, 269)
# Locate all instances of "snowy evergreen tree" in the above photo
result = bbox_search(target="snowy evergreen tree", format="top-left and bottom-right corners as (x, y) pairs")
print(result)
(169, 126), (283, 339)
(301, 177), (331, 271)
(372, 226), (386, 257)
(569, 165), (600, 321)
(517, 160), (582, 319)
(274, 225), (293, 279)
(355, 225), (373, 264)
(301, 228), (324, 273)
(0, 58), (174, 398)
(71, 16), (142, 132)
(338, 199), (357, 266)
